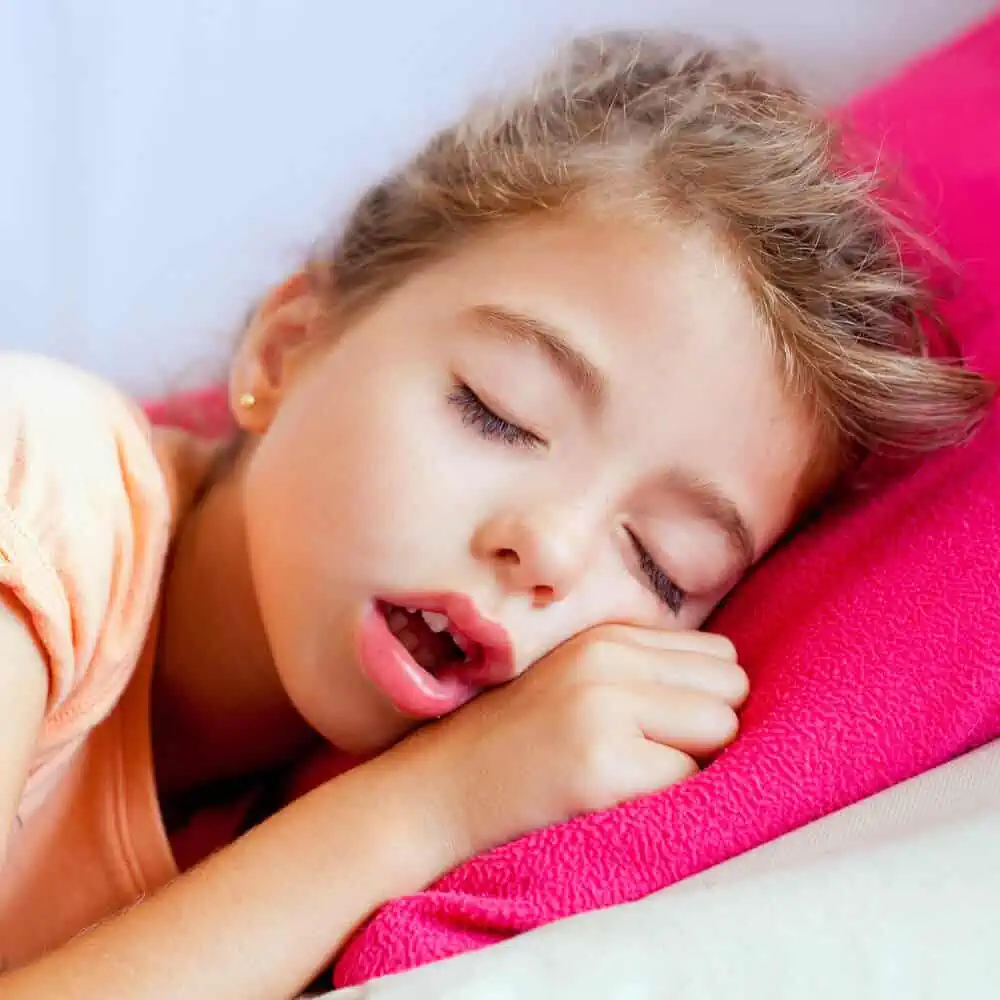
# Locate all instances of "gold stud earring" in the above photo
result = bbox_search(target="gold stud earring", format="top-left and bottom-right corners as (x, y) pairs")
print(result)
(238, 392), (257, 409)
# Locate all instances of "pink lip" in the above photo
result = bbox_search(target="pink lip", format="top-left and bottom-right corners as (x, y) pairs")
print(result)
(357, 593), (515, 719)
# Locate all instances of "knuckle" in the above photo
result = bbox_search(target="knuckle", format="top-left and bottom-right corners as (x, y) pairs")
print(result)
(683, 752), (701, 778)
(638, 747), (700, 798)
(568, 635), (619, 678)
(670, 751), (701, 784)
(710, 703), (740, 746)
(582, 622), (629, 644)
(702, 632), (738, 661)
(720, 662), (751, 706)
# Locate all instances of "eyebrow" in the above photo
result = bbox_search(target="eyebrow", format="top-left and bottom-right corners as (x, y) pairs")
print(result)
(466, 304), (606, 409)
(668, 470), (757, 573)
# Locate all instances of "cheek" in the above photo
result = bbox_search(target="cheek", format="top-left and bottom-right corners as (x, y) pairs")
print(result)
(252, 392), (414, 567)
(248, 367), (515, 577)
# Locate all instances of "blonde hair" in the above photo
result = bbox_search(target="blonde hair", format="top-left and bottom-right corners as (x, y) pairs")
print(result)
(308, 31), (994, 477)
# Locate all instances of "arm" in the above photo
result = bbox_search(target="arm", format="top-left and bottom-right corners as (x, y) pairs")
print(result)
(0, 600), (47, 865)
(1, 751), (458, 1000)
(1, 619), (744, 1000)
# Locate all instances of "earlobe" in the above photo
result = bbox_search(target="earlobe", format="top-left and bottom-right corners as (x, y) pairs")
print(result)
(229, 362), (273, 433)
(228, 271), (326, 433)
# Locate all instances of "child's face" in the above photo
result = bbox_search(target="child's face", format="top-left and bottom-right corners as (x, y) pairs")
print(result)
(235, 212), (818, 754)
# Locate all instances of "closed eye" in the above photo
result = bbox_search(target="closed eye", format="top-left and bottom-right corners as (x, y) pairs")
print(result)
(626, 528), (686, 615)
(447, 383), (543, 448)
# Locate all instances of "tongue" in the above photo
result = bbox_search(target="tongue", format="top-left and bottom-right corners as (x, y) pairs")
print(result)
(392, 608), (462, 672)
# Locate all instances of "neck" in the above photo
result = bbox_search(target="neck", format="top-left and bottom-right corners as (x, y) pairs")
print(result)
(152, 451), (317, 804)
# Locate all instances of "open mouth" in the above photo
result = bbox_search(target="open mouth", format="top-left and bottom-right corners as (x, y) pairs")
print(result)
(358, 594), (514, 719)
(378, 601), (483, 675)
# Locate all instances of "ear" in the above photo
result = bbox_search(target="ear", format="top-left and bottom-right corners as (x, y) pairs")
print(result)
(229, 271), (326, 434)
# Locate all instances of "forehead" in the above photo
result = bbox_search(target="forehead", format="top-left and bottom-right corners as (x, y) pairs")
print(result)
(438, 211), (766, 374)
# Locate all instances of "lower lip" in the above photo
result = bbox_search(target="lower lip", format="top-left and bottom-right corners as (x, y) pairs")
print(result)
(357, 603), (480, 719)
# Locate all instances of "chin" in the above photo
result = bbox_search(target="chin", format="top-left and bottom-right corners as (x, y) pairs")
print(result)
(291, 688), (416, 759)
(277, 624), (421, 758)
(323, 720), (415, 759)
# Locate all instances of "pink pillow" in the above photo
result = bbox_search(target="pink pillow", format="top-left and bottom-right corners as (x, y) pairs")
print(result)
(146, 11), (1000, 987)
(145, 385), (233, 438)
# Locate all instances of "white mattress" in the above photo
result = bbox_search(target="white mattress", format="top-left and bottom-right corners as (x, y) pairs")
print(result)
(1, 0), (995, 396)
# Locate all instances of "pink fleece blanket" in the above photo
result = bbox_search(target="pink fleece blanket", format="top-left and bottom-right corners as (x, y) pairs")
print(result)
(328, 13), (1000, 986)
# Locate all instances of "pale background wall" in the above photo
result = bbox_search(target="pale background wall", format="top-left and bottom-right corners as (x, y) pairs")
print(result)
(1, 0), (995, 394)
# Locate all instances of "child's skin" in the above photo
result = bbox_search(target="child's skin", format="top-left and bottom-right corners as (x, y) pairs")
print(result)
(2, 212), (818, 999)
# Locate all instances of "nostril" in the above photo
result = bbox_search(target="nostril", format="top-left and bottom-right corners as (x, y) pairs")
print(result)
(496, 547), (520, 566)
(531, 584), (555, 609)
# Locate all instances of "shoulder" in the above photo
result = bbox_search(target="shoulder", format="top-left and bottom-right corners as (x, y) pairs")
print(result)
(0, 350), (158, 463)
(0, 353), (173, 754)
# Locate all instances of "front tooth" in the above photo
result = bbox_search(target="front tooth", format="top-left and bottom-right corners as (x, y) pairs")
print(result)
(421, 611), (450, 633)
(405, 606), (417, 614)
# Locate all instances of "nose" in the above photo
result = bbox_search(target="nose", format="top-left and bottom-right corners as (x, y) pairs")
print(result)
(473, 506), (593, 608)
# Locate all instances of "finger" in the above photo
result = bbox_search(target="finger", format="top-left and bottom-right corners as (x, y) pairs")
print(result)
(574, 642), (749, 707)
(585, 623), (738, 662)
(629, 682), (740, 758)
(619, 740), (699, 800)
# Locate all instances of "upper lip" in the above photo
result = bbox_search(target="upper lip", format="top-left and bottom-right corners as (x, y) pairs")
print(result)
(379, 592), (516, 687)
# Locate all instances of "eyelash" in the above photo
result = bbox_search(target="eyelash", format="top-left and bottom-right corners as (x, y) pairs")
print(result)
(627, 529), (687, 615)
(448, 383), (684, 614)
(447, 383), (542, 448)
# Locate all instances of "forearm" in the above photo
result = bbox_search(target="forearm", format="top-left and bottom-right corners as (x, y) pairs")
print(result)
(1, 756), (457, 1000)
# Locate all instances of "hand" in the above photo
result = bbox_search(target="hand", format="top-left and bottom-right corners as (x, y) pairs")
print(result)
(389, 624), (748, 859)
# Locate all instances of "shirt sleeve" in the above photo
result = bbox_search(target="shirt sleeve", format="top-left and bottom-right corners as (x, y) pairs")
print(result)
(0, 353), (172, 768)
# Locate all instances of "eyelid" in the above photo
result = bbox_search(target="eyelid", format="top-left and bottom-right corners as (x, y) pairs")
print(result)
(473, 385), (545, 445)
(624, 527), (686, 614)
(448, 382), (545, 448)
